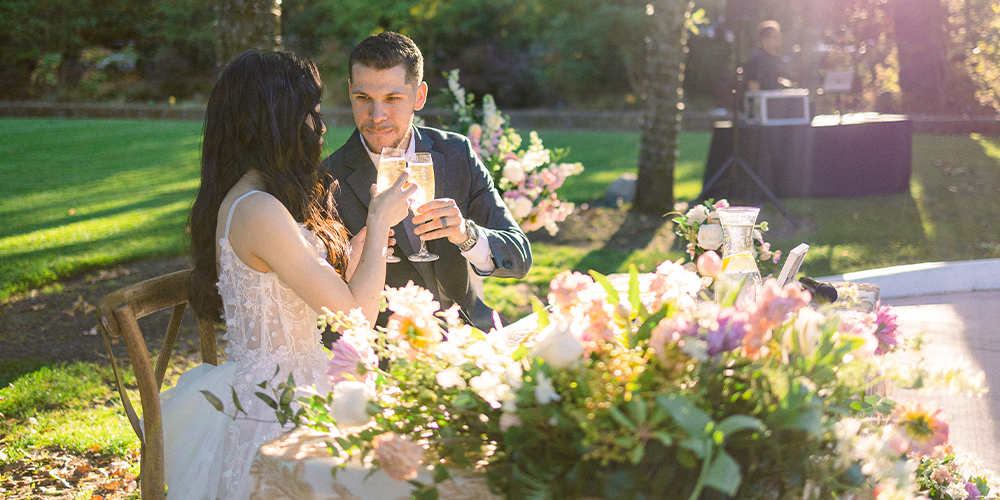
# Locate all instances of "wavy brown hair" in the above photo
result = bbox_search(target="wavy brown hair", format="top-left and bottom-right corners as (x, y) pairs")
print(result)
(189, 50), (350, 322)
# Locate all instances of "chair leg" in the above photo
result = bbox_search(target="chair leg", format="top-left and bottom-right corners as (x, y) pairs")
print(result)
(114, 305), (166, 500)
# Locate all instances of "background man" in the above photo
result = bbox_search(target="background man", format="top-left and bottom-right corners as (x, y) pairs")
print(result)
(321, 31), (532, 332)
(744, 21), (792, 92)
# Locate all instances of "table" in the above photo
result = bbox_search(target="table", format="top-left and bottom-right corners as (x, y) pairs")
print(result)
(701, 113), (913, 201)
(249, 427), (498, 500)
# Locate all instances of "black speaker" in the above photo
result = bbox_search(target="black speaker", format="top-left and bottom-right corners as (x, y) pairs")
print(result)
(725, 0), (758, 23)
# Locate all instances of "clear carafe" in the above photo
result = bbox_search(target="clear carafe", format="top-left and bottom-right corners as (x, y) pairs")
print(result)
(715, 207), (762, 306)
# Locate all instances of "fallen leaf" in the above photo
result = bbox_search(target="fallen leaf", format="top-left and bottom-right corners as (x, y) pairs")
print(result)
(68, 209), (76, 215)
(83, 326), (98, 336)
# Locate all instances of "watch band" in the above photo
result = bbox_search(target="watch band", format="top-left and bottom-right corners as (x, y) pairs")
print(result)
(458, 220), (480, 252)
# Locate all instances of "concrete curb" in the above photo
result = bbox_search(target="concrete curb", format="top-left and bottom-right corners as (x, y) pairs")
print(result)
(820, 258), (1000, 299)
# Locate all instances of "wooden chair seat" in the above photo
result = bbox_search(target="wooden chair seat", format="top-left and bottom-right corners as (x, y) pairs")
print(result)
(98, 269), (218, 500)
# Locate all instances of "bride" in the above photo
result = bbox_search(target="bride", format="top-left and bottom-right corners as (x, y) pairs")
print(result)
(157, 50), (415, 499)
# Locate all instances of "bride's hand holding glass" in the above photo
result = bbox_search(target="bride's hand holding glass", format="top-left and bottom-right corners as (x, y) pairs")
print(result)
(367, 170), (416, 254)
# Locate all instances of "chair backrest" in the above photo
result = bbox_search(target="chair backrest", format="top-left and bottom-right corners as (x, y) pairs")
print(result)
(98, 268), (218, 500)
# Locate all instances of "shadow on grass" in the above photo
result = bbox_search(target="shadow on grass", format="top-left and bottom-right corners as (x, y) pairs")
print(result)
(572, 208), (673, 275)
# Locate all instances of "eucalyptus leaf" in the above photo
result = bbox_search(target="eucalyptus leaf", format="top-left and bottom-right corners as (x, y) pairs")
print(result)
(200, 390), (224, 412)
(255, 391), (278, 410)
(716, 414), (765, 437)
(230, 386), (245, 415)
(608, 405), (638, 431)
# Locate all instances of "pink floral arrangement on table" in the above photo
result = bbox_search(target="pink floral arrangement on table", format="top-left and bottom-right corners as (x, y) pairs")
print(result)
(438, 69), (583, 235)
(227, 262), (990, 499)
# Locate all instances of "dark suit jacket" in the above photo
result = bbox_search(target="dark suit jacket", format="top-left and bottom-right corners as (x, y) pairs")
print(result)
(320, 125), (532, 331)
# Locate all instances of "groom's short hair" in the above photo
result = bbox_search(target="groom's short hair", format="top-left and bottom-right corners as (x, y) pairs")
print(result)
(349, 31), (424, 86)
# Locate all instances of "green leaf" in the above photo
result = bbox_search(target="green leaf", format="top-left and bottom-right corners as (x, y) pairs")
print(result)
(657, 394), (712, 438)
(653, 431), (674, 446)
(634, 307), (668, 345)
(511, 344), (529, 361)
(629, 396), (647, 424)
(280, 387), (294, 406)
(530, 295), (549, 330)
(703, 451), (742, 495)
(230, 386), (245, 415)
(255, 391), (278, 410)
(588, 270), (620, 307)
(678, 438), (708, 459)
(608, 405), (637, 431)
(628, 264), (641, 319)
(716, 415), (765, 437)
(433, 464), (450, 484)
(200, 390), (224, 412)
(629, 442), (645, 464)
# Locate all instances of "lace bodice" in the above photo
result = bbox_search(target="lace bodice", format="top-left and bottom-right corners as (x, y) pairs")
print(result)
(217, 190), (329, 367)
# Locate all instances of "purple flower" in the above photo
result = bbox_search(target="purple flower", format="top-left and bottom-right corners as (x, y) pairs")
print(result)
(705, 307), (750, 356)
(966, 481), (981, 499)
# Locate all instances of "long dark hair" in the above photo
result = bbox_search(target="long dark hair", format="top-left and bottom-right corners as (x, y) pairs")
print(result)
(189, 50), (350, 322)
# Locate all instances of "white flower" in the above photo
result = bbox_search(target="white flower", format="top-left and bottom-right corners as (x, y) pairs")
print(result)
(503, 160), (526, 185)
(531, 321), (585, 369)
(534, 372), (562, 405)
(332, 380), (374, 428)
(435, 369), (467, 389)
(500, 412), (522, 431)
(786, 307), (826, 357)
(685, 205), (710, 225)
(945, 482), (970, 499)
(697, 223), (724, 250)
(469, 370), (508, 406)
(508, 196), (533, 220)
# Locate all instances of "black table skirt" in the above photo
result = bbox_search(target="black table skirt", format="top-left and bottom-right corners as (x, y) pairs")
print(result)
(701, 116), (913, 201)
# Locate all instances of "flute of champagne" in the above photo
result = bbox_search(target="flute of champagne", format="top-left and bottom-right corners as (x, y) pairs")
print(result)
(376, 147), (407, 263)
(407, 152), (439, 262)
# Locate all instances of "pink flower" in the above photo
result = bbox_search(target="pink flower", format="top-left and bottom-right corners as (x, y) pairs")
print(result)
(696, 250), (723, 278)
(327, 335), (377, 385)
(872, 301), (900, 355)
(743, 279), (811, 356)
(372, 433), (423, 481)
(930, 467), (953, 484)
(713, 199), (730, 209)
(547, 271), (595, 314)
(649, 315), (697, 359)
(891, 400), (950, 457)
(772, 250), (782, 264)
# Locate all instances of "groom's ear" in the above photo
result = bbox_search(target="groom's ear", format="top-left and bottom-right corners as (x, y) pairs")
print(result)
(414, 81), (428, 111)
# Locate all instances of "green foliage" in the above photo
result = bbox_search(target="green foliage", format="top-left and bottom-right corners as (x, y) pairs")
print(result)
(0, 361), (139, 464)
(0, 362), (120, 419)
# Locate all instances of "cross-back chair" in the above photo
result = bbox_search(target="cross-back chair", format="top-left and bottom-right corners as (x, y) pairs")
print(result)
(98, 269), (218, 500)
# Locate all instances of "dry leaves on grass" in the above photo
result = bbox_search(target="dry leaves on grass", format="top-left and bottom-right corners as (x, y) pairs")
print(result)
(0, 447), (139, 499)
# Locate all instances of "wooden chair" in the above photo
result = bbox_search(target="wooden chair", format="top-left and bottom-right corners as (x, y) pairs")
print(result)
(98, 269), (218, 500)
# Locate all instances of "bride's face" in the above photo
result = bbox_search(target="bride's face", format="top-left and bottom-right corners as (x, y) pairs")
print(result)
(304, 104), (326, 145)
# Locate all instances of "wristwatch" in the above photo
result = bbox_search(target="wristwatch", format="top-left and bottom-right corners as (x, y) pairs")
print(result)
(458, 220), (480, 252)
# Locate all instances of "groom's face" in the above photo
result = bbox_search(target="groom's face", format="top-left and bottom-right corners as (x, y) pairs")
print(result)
(349, 63), (427, 154)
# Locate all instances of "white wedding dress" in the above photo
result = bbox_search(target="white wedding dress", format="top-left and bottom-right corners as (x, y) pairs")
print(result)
(158, 190), (332, 499)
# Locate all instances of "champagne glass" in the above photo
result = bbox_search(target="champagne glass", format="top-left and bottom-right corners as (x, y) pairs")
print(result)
(376, 147), (407, 263)
(407, 152), (439, 262)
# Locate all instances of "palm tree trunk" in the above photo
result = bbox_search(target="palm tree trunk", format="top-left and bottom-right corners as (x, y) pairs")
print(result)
(633, 0), (694, 214)
(215, 0), (282, 67)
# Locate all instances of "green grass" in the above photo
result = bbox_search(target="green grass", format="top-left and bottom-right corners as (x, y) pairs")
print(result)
(3, 118), (1000, 308)
(0, 360), (139, 463)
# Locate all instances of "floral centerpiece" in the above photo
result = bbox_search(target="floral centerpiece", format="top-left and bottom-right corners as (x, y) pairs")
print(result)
(220, 261), (993, 500)
(672, 198), (781, 278)
(437, 69), (583, 236)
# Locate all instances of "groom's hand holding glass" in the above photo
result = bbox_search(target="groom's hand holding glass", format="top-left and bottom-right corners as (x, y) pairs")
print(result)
(411, 197), (475, 249)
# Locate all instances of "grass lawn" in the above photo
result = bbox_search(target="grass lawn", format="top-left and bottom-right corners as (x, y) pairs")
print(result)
(3, 118), (1000, 307)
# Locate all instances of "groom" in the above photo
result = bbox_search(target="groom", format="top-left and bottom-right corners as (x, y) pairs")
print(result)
(321, 31), (532, 331)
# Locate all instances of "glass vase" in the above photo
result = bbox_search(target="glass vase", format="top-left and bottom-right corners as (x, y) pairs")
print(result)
(714, 207), (762, 306)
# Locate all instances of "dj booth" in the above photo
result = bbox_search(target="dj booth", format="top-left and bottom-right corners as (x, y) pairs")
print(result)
(701, 113), (913, 201)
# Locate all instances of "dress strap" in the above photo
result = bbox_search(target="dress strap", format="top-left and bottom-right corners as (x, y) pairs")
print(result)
(224, 190), (265, 238)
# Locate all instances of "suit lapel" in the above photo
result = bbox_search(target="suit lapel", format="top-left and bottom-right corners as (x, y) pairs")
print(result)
(343, 131), (376, 208)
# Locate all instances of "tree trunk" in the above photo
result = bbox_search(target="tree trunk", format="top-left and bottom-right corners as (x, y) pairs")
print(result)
(633, 0), (694, 214)
(215, 0), (282, 67)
